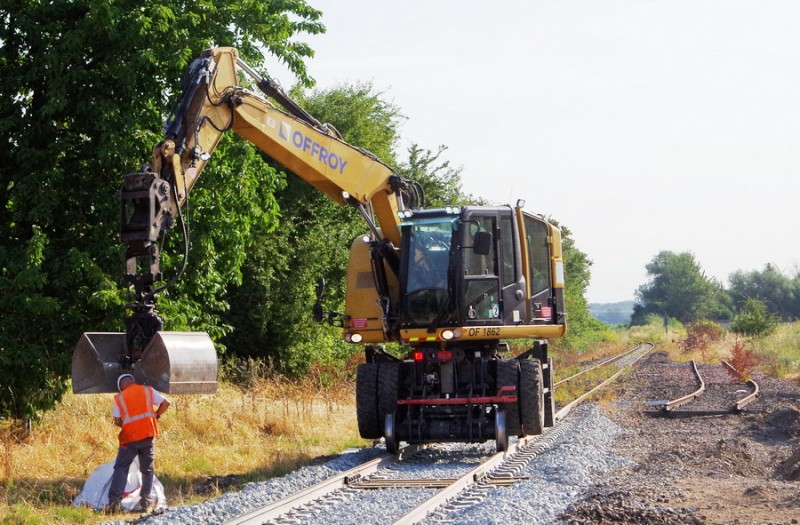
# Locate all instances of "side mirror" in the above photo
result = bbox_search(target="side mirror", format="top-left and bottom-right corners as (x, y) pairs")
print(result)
(474, 231), (492, 255)
(315, 277), (326, 299)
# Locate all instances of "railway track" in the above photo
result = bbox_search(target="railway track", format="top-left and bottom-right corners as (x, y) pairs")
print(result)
(223, 343), (654, 525)
(658, 359), (760, 414)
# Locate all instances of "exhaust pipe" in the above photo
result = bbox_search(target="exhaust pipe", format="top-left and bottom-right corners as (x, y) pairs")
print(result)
(72, 331), (218, 394)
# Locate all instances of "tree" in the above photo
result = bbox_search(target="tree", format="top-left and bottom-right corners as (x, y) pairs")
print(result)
(731, 298), (778, 337)
(633, 251), (726, 324)
(728, 264), (797, 320)
(545, 220), (612, 351)
(398, 144), (484, 207)
(0, 0), (323, 419)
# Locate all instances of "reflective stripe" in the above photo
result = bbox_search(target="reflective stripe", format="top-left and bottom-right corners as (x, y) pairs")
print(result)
(120, 386), (156, 424)
(116, 393), (130, 421)
(123, 411), (156, 424)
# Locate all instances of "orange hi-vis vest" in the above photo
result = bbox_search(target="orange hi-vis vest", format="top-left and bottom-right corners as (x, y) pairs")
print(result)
(114, 384), (159, 445)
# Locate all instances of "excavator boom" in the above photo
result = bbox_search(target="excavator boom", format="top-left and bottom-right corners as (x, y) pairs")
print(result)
(73, 47), (418, 394)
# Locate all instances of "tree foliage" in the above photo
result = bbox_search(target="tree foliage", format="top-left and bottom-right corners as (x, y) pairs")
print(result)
(0, 0), (323, 419)
(397, 144), (484, 207)
(632, 251), (729, 324)
(731, 298), (778, 337)
(547, 221), (613, 351)
(728, 264), (799, 321)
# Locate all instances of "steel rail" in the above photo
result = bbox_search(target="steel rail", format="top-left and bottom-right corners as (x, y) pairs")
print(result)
(391, 434), (537, 525)
(554, 343), (646, 387)
(663, 359), (705, 412)
(392, 342), (655, 525)
(721, 360), (760, 411)
(556, 342), (655, 420)
(222, 444), (422, 525)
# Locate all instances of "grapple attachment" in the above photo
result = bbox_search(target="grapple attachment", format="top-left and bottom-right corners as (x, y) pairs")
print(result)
(72, 331), (218, 394)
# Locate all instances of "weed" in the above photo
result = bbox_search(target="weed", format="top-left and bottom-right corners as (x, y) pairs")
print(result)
(680, 320), (725, 361)
(726, 339), (757, 382)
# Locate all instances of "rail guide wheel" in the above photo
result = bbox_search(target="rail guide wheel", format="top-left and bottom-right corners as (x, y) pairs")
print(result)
(495, 408), (508, 452)
(384, 412), (399, 454)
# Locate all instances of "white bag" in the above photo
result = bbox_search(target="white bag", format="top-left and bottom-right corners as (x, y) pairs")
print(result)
(73, 456), (167, 511)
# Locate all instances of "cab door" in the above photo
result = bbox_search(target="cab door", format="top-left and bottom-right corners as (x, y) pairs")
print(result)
(461, 214), (501, 325)
(521, 213), (561, 325)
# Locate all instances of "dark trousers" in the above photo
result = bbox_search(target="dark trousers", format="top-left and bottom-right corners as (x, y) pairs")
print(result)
(108, 437), (155, 505)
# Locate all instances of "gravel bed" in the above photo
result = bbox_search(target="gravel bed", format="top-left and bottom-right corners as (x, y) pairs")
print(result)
(101, 447), (386, 525)
(424, 404), (630, 524)
(559, 350), (800, 525)
(103, 404), (627, 525)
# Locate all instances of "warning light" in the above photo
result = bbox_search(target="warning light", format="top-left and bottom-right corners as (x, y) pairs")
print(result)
(413, 351), (424, 362)
(438, 350), (453, 362)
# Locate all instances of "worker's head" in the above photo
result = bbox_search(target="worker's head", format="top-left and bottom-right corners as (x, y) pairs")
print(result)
(117, 374), (136, 392)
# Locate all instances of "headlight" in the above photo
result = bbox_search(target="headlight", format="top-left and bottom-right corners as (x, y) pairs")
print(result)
(441, 329), (454, 340)
(350, 333), (363, 343)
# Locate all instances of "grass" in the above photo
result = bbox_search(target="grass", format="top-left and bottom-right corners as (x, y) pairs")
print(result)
(755, 321), (800, 379)
(0, 376), (365, 524)
(670, 321), (800, 381)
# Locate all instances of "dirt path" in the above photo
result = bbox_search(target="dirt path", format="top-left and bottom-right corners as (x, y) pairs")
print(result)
(559, 350), (800, 525)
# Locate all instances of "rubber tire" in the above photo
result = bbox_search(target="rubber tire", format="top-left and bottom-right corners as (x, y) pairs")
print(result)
(356, 363), (381, 439)
(519, 358), (545, 436)
(495, 359), (522, 437)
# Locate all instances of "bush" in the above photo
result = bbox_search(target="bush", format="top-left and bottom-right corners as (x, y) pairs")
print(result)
(726, 339), (757, 382)
(732, 298), (778, 337)
(680, 320), (725, 358)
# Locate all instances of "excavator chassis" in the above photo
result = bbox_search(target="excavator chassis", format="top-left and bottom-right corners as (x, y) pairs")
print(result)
(356, 341), (554, 452)
(72, 331), (218, 394)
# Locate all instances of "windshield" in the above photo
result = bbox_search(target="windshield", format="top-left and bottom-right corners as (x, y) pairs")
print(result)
(403, 219), (454, 325)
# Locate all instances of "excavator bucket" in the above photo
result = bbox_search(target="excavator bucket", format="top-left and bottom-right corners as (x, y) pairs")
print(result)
(72, 332), (218, 394)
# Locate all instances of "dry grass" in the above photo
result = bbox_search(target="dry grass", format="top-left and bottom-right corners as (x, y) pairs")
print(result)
(664, 322), (800, 380)
(0, 377), (364, 524)
(755, 321), (800, 380)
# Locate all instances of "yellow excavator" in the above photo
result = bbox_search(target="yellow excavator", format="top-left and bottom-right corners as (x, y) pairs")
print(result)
(73, 47), (566, 451)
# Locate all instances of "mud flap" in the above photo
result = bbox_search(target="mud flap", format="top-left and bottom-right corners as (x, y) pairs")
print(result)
(72, 332), (218, 394)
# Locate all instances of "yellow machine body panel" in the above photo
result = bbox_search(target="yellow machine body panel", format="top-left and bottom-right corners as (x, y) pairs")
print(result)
(344, 237), (388, 343)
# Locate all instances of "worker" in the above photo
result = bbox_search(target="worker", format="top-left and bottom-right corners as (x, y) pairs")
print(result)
(105, 374), (170, 513)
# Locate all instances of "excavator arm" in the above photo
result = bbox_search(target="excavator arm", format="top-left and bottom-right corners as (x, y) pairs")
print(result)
(73, 47), (420, 394)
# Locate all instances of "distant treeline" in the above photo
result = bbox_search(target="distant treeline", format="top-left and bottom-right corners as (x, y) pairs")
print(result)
(631, 252), (798, 325)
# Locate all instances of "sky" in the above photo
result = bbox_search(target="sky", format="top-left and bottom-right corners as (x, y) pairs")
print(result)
(270, 0), (800, 303)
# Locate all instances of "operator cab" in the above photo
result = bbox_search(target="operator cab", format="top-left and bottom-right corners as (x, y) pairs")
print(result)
(397, 206), (563, 334)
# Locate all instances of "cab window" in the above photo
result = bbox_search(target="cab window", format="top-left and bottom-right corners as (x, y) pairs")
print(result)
(524, 216), (551, 294)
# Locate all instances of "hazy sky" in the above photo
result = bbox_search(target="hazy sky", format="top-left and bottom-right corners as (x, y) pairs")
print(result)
(272, 1), (800, 303)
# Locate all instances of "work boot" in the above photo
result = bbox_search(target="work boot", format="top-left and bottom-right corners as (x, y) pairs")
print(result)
(133, 497), (151, 513)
